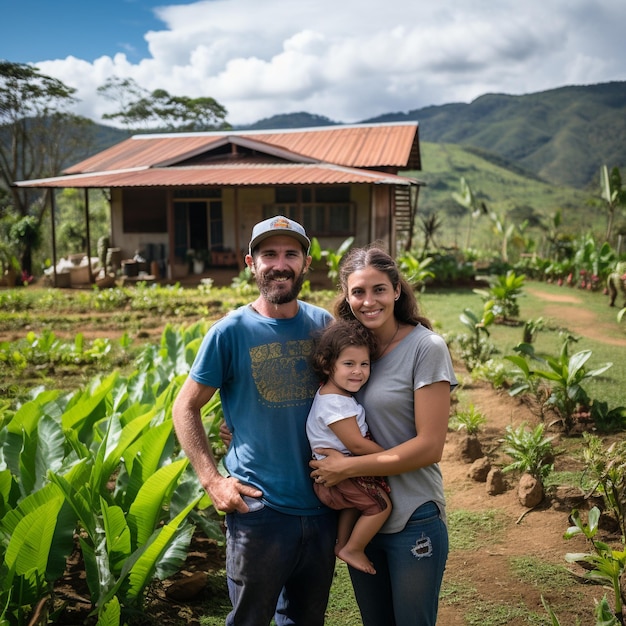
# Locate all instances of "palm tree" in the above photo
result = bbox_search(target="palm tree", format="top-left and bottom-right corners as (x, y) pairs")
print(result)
(451, 177), (488, 249)
(600, 165), (626, 243)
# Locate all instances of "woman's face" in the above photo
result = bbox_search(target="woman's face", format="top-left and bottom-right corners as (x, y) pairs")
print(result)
(345, 266), (400, 334)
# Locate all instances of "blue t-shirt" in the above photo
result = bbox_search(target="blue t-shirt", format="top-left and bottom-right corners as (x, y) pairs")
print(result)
(190, 301), (333, 515)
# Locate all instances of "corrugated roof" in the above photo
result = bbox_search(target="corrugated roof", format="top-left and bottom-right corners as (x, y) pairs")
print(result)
(64, 122), (420, 175)
(15, 163), (423, 189)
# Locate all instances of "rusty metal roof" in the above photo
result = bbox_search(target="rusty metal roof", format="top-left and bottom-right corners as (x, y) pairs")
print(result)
(16, 163), (422, 189)
(15, 122), (421, 189)
(65, 122), (420, 172)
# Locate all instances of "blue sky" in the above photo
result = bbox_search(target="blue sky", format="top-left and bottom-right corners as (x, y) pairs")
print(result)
(3, 0), (626, 126)
(3, 0), (191, 63)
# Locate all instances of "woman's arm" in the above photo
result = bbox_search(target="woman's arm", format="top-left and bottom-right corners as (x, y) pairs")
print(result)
(328, 416), (385, 456)
(311, 381), (451, 485)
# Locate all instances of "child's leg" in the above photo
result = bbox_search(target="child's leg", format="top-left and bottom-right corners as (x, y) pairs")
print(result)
(336, 508), (360, 554)
(336, 492), (392, 575)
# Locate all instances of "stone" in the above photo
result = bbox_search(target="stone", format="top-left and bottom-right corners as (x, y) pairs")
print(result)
(517, 473), (544, 508)
(468, 457), (491, 482)
(486, 467), (506, 495)
(456, 434), (483, 463)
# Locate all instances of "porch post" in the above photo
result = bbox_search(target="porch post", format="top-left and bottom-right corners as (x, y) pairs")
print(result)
(166, 189), (174, 279)
(233, 187), (243, 269)
(50, 189), (57, 284)
(84, 189), (94, 283)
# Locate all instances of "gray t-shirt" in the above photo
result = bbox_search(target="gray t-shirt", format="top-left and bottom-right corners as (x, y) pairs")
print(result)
(355, 324), (457, 533)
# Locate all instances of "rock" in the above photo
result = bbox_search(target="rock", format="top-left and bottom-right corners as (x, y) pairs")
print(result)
(468, 457), (491, 482)
(165, 571), (208, 601)
(456, 434), (483, 463)
(486, 467), (506, 495)
(517, 473), (544, 507)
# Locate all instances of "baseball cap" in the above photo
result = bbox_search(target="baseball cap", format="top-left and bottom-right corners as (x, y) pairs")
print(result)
(248, 215), (311, 255)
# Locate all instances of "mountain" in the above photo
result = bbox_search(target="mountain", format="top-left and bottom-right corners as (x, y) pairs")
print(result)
(237, 82), (626, 191)
(83, 82), (626, 192)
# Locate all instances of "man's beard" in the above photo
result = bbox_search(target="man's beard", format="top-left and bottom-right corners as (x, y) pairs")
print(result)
(256, 268), (306, 304)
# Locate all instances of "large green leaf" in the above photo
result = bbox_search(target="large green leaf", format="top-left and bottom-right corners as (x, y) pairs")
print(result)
(4, 497), (63, 576)
(122, 421), (174, 508)
(95, 595), (121, 626)
(34, 414), (66, 492)
(127, 459), (188, 547)
(101, 498), (131, 574)
(161, 324), (189, 375)
(48, 462), (97, 539)
(125, 498), (200, 603)
(61, 373), (118, 441)
(94, 409), (156, 497)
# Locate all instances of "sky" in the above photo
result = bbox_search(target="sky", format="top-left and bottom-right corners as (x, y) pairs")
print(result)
(3, 0), (626, 128)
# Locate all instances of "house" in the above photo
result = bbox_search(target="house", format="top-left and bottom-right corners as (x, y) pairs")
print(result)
(14, 122), (423, 285)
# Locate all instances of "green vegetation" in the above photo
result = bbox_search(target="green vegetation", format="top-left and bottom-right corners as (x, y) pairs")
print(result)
(448, 509), (507, 551)
(502, 423), (556, 482)
(450, 404), (487, 435)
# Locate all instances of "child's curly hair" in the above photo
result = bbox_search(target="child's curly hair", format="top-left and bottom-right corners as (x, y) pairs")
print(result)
(311, 320), (378, 383)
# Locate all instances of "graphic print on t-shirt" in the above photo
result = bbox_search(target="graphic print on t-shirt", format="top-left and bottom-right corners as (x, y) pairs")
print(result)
(249, 339), (317, 407)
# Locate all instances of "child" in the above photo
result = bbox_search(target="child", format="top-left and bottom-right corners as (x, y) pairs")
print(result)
(306, 320), (392, 575)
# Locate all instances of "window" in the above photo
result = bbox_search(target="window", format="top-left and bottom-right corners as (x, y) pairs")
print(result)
(122, 188), (167, 233)
(265, 186), (354, 236)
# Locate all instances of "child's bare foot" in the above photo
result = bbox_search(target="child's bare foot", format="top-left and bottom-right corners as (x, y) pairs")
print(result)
(336, 546), (376, 575)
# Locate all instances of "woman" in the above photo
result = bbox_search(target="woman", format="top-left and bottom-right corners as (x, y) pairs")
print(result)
(310, 245), (457, 626)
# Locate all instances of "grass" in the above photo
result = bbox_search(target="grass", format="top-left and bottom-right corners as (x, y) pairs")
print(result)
(418, 281), (626, 410)
(448, 509), (508, 551)
(462, 601), (545, 626)
(510, 556), (575, 589)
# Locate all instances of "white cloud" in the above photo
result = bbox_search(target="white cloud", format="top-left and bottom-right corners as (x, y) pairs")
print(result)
(34, 0), (626, 126)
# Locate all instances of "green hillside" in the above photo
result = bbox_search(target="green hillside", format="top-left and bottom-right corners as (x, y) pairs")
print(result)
(406, 142), (605, 252)
(363, 82), (626, 190)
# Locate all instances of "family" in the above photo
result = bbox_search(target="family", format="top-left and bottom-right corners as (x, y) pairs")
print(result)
(172, 215), (458, 626)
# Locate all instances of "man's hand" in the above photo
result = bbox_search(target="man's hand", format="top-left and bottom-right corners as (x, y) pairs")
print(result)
(219, 421), (233, 447)
(205, 475), (262, 513)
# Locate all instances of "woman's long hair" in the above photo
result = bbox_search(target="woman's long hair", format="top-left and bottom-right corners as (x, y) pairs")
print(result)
(333, 245), (432, 330)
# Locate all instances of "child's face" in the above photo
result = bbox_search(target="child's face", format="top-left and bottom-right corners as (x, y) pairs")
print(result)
(329, 345), (371, 394)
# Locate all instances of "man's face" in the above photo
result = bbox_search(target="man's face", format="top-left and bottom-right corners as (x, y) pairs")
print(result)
(247, 235), (311, 304)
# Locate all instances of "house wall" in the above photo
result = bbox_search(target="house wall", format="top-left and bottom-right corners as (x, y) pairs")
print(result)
(109, 189), (169, 262)
(109, 183), (394, 276)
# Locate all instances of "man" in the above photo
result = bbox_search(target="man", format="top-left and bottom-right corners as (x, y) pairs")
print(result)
(172, 216), (336, 626)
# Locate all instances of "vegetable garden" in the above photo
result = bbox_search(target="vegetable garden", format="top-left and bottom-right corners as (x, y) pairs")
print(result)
(1, 241), (625, 625)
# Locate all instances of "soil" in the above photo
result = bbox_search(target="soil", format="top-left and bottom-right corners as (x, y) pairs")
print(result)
(8, 286), (625, 625)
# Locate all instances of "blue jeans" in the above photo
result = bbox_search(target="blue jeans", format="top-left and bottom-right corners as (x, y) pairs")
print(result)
(348, 501), (448, 626)
(225, 504), (337, 626)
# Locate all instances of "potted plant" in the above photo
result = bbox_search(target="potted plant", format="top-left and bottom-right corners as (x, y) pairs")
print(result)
(188, 248), (208, 274)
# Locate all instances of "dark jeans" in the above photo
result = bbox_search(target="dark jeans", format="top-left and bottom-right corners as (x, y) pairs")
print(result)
(225, 503), (337, 625)
(349, 501), (448, 626)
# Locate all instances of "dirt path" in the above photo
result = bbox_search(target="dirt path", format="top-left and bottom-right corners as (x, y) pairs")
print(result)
(527, 286), (626, 347)
(436, 382), (618, 625)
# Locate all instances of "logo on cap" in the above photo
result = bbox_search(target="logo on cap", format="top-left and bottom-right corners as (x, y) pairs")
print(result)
(270, 217), (292, 230)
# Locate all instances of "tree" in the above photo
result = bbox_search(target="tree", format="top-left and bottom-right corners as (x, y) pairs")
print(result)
(600, 164), (626, 243)
(417, 212), (443, 254)
(0, 61), (95, 273)
(451, 177), (488, 249)
(98, 76), (230, 132)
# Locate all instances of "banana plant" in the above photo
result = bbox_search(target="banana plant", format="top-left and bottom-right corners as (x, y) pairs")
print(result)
(474, 270), (526, 321)
(507, 338), (612, 433)
(564, 507), (625, 624)
(397, 252), (435, 290)
(309, 236), (354, 282)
